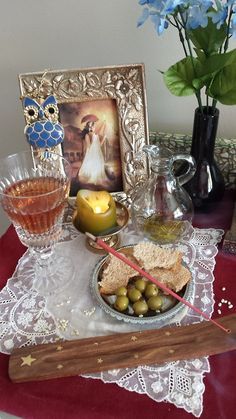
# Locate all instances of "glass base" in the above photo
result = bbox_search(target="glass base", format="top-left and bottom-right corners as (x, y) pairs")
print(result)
(16, 251), (75, 297)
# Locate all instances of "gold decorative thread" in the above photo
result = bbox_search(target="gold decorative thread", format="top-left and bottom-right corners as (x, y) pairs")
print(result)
(20, 355), (36, 367)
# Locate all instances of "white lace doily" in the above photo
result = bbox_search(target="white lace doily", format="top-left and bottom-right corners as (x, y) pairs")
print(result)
(0, 223), (223, 417)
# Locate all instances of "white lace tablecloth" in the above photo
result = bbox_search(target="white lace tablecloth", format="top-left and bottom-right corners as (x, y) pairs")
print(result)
(0, 223), (224, 417)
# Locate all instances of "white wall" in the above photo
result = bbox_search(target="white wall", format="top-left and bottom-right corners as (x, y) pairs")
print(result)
(1, 0), (236, 235)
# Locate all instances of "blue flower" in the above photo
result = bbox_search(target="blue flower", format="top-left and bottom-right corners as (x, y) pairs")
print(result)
(187, 7), (208, 29)
(163, 0), (186, 14)
(150, 12), (169, 35)
(137, 7), (150, 26)
(187, 0), (212, 7)
(226, 0), (236, 6)
(138, 0), (188, 34)
(138, 0), (162, 6)
(186, 1), (213, 29)
(208, 5), (228, 29)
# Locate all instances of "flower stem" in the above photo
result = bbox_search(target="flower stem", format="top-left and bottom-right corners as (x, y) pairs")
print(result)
(212, 98), (217, 110)
(177, 7), (203, 112)
(173, 17), (188, 57)
(224, 6), (233, 53)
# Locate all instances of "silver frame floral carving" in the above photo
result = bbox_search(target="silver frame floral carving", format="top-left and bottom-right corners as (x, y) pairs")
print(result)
(18, 64), (149, 200)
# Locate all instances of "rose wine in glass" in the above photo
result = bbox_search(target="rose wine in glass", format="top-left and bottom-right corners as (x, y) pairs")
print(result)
(0, 150), (74, 295)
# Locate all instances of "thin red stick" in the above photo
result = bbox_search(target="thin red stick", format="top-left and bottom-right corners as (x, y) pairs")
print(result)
(87, 233), (230, 334)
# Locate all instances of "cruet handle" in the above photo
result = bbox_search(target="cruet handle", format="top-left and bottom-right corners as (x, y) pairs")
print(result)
(170, 154), (196, 186)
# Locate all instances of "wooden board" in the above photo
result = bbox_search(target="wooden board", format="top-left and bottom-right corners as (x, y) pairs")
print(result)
(9, 313), (236, 383)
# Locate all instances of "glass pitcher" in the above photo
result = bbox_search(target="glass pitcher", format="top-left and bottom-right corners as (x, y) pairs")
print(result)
(131, 144), (196, 244)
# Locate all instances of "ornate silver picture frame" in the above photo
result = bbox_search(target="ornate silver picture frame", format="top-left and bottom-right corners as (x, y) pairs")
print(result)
(19, 64), (149, 200)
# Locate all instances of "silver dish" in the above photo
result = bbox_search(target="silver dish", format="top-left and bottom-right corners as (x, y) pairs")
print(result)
(90, 245), (194, 325)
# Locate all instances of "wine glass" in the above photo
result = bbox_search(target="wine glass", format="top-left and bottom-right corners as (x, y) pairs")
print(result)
(0, 149), (74, 295)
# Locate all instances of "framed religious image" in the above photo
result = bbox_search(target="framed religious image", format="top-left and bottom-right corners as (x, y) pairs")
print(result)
(18, 64), (149, 200)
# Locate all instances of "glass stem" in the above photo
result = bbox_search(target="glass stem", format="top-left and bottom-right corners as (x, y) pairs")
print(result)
(30, 246), (55, 270)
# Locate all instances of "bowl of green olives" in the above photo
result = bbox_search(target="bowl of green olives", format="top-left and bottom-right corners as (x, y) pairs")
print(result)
(90, 245), (194, 325)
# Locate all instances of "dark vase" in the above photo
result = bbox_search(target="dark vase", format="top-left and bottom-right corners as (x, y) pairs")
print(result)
(184, 106), (225, 209)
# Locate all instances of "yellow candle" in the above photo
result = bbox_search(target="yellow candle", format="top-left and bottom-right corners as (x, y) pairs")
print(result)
(75, 190), (117, 235)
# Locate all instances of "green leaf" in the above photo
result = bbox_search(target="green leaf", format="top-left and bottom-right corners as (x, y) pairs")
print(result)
(192, 77), (206, 90)
(163, 49), (236, 102)
(199, 49), (236, 75)
(192, 49), (236, 91)
(188, 18), (227, 56)
(208, 64), (236, 105)
(163, 57), (198, 96)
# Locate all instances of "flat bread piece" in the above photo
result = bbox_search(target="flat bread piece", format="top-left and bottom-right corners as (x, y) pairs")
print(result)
(150, 265), (191, 293)
(133, 242), (183, 271)
(99, 254), (138, 295)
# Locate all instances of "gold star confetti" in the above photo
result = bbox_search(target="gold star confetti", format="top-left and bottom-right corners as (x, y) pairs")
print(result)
(169, 349), (175, 354)
(56, 345), (63, 351)
(134, 353), (139, 359)
(20, 354), (36, 367)
(131, 336), (138, 341)
(57, 364), (63, 370)
(83, 307), (96, 316)
(97, 358), (103, 364)
(71, 329), (80, 336)
(57, 319), (69, 331)
(94, 342), (99, 346)
(165, 331), (171, 336)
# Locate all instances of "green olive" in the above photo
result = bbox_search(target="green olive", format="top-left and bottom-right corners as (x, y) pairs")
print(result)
(147, 296), (163, 311)
(114, 296), (129, 312)
(127, 288), (142, 303)
(115, 286), (128, 297)
(134, 278), (147, 293)
(133, 300), (148, 316)
(145, 284), (158, 299)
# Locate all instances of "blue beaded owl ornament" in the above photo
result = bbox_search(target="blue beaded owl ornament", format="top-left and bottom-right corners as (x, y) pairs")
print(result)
(23, 95), (64, 149)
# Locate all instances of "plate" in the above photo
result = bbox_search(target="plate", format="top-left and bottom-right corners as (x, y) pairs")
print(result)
(90, 245), (194, 325)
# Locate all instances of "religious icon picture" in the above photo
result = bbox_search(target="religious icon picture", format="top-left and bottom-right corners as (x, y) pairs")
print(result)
(59, 98), (123, 196)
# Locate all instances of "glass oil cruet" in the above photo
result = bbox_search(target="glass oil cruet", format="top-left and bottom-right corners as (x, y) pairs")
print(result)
(131, 144), (196, 244)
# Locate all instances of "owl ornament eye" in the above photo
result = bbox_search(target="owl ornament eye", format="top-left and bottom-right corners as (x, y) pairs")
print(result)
(22, 95), (64, 149)
(44, 103), (59, 122)
(24, 105), (39, 124)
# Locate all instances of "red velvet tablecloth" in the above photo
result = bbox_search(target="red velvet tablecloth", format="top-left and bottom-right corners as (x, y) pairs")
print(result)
(0, 191), (235, 419)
